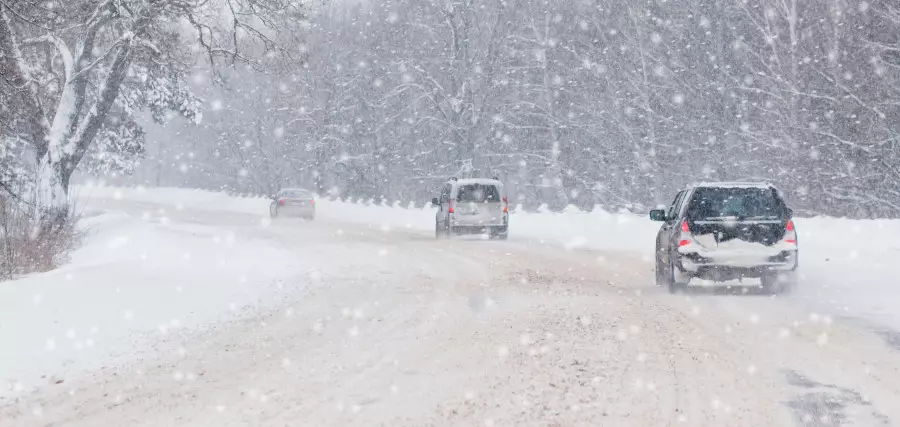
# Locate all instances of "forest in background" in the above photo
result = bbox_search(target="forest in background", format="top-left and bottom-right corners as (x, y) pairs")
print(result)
(125, 0), (900, 218)
(2, 0), (899, 219)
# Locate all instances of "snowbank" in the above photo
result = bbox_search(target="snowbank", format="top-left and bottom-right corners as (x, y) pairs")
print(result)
(0, 202), (303, 396)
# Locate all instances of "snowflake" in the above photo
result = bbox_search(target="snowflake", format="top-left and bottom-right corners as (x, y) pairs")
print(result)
(497, 345), (509, 357)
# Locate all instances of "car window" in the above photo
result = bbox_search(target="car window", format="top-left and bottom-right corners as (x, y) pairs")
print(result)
(280, 190), (311, 198)
(456, 184), (501, 202)
(667, 190), (685, 220)
(686, 187), (786, 220)
(440, 184), (452, 202)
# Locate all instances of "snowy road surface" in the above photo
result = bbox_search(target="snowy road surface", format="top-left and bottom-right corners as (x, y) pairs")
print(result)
(2, 193), (900, 426)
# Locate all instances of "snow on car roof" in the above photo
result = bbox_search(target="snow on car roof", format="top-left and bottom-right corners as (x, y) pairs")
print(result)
(279, 188), (313, 194)
(693, 181), (775, 189)
(451, 178), (503, 186)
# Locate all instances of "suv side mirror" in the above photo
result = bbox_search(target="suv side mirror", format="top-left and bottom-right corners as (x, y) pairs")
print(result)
(649, 209), (667, 222)
(431, 197), (439, 206)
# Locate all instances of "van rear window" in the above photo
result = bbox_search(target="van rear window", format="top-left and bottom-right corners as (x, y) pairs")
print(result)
(456, 184), (501, 202)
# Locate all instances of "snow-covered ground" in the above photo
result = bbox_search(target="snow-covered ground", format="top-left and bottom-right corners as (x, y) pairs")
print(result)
(1, 184), (898, 426)
(0, 202), (306, 396)
(74, 184), (900, 331)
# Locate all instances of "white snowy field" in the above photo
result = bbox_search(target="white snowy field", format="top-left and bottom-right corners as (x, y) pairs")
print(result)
(0, 201), (305, 396)
(0, 184), (898, 426)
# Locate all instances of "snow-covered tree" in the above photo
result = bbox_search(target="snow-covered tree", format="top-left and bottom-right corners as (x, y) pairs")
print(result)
(0, 0), (306, 220)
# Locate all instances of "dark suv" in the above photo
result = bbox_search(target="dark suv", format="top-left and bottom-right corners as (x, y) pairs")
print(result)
(650, 182), (798, 294)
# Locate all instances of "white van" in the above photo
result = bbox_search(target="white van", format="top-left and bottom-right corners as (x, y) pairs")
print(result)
(432, 178), (509, 240)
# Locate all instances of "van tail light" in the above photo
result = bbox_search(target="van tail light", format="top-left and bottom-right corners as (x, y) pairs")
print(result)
(279, 199), (286, 206)
(448, 198), (455, 214)
(784, 219), (797, 244)
(502, 196), (509, 213)
(679, 220), (692, 247)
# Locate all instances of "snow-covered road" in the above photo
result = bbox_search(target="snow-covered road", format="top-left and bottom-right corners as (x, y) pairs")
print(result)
(2, 191), (900, 426)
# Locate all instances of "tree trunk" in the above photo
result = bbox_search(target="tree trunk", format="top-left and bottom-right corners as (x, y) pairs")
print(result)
(34, 154), (69, 224)
(538, 12), (568, 209)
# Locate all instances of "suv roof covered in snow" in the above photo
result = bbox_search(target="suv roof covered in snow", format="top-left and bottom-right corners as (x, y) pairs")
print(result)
(691, 181), (776, 190)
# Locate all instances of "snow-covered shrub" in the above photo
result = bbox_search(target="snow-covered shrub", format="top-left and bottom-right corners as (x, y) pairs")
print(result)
(0, 182), (79, 281)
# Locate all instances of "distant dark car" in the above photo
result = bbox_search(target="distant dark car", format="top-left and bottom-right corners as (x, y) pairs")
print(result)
(649, 182), (798, 294)
(270, 188), (315, 220)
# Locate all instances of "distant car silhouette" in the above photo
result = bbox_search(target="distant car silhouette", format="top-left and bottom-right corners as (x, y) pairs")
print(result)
(270, 188), (315, 220)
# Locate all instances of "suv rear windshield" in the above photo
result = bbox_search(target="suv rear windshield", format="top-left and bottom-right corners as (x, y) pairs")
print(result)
(686, 187), (786, 220)
(456, 184), (501, 203)
(281, 190), (311, 198)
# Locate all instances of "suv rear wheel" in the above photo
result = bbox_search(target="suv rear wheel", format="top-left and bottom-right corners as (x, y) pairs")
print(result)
(666, 254), (690, 294)
(489, 227), (508, 240)
(436, 220), (450, 239)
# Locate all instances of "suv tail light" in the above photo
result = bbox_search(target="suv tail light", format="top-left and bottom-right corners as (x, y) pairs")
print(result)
(502, 196), (509, 213)
(279, 199), (286, 206)
(679, 220), (692, 247)
(448, 198), (455, 214)
(784, 219), (797, 244)
(309, 199), (315, 205)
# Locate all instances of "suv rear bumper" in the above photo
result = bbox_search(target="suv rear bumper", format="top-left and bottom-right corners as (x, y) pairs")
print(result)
(679, 250), (797, 280)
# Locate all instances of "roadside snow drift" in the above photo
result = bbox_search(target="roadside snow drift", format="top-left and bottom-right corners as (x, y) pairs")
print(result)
(0, 204), (302, 396)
